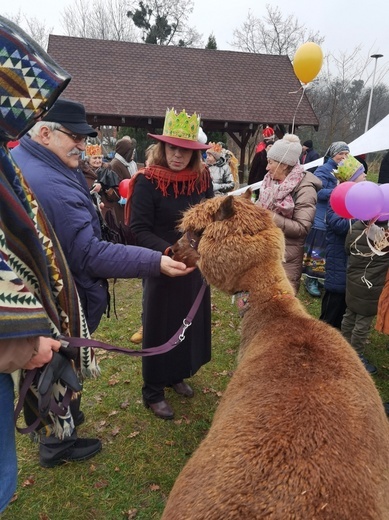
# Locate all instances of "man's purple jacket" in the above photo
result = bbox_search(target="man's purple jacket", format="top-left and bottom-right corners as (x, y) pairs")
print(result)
(13, 135), (161, 333)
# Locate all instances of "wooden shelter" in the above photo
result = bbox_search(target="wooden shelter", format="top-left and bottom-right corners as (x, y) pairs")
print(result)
(47, 35), (319, 181)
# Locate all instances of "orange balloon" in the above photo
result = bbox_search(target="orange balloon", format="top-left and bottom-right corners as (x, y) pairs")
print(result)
(293, 42), (323, 84)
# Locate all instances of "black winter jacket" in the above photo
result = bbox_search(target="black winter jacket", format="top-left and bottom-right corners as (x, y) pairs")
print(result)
(345, 220), (389, 316)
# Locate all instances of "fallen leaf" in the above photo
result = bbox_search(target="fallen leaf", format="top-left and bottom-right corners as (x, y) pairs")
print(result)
(112, 426), (120, 436)
(120, 401), (129, 409)
(125, 509), (138, 519)
(94, 480), (109, 489)
(128, 431), (140, 438)
(108, 410), (119, 417)
(22, 476), (35, 487)
(149, 484), (160, 492)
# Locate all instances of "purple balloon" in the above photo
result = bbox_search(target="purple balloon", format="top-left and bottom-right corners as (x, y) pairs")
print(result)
(377, 184), (389, 221)
(345, 181), (384, 220)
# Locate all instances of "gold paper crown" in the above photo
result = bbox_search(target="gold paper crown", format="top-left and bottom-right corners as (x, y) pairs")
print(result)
(333, 155), (364, 182)
(86, 144), (102, 157)
(163, 108), (200, 141)
(208, 142), (223, 154)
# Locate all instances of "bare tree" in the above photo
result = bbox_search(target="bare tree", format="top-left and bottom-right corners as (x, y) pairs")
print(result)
(231, 5), (324, 58)
(232, 6), (389, 160)
(127, 0), (203, 47)
(303, 47), (389, 152)
(62, 0), (138, 41)
(4, 10), (53, 49)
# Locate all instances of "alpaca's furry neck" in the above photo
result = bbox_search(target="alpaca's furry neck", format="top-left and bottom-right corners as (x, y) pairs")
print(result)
(234, 262), (294, 305)
(234, 264), (309, 360)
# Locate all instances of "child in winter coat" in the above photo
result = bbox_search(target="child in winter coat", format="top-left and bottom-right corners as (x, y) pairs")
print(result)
(205, 148), (235, 196)
(341, 220), (389, 374)
(320, 155), (366, 327)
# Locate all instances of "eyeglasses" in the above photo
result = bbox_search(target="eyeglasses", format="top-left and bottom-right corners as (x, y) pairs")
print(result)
(54, 128), (87, 143)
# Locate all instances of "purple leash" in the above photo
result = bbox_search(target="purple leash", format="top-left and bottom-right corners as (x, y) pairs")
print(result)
(61, 280), (208, 355)
(15, 281), (208, 433)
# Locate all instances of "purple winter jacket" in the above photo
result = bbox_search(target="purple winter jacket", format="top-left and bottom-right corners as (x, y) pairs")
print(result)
(12, 135), (161, 333)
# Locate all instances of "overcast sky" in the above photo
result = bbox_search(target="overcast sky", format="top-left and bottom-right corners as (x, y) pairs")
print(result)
(5, 0), (389, 83)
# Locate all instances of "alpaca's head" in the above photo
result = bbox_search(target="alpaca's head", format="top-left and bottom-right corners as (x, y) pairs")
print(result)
(175, 193), (286, 294)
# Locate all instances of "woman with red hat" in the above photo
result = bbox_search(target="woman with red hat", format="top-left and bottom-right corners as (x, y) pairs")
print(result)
(128, 109), (214, 420)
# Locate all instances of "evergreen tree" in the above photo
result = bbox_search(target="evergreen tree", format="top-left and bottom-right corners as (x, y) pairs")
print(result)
(206, 33), (217, 50)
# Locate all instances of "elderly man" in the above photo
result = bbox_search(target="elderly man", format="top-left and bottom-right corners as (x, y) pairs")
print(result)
(11, 98), (192, 467)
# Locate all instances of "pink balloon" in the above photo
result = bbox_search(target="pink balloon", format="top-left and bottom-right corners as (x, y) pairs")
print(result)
(118, 178), (131, 199)
(345, 181), (384, 220)
(377, 184), (389, 221)
(329, 182), (354, 218)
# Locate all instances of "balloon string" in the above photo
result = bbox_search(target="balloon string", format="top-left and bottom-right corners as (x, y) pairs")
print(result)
(290, 85), (306, 134)
(288, 85), (304, 95)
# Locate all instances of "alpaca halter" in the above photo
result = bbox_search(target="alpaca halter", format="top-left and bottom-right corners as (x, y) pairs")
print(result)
(233, 291), (250, 317)
(233, 289), (294, 317)
(272, 290), (294, 300)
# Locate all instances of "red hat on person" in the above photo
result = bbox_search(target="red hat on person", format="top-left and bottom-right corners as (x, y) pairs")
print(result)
(262, 126), (275, 140)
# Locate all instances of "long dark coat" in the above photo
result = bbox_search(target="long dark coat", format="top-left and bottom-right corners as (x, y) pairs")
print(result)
(130, 173), (213, 384)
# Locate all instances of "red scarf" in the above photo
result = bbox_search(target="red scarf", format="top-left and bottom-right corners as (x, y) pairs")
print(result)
(124, 165), (209, 225)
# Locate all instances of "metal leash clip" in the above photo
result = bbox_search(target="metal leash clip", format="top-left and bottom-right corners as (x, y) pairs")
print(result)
(179, 318), (192, 342)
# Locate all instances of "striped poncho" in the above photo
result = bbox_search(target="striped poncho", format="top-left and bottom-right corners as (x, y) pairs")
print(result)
(0, 144), (98, 439)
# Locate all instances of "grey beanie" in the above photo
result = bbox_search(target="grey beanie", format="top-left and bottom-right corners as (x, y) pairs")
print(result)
(266, 134), (302, 166)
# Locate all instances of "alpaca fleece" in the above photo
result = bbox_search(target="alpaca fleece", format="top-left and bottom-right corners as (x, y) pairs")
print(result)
(162, 194), (389, 520)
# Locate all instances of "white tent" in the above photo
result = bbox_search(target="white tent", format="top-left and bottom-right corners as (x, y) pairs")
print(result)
(304, 113), (389, 170)
(231, 114), (389, 195)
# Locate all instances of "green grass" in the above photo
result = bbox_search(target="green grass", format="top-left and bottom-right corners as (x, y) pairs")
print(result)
(4, 278), (389, 519)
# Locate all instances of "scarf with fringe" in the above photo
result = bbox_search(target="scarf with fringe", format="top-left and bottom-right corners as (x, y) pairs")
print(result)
(124, 165), (210, 225)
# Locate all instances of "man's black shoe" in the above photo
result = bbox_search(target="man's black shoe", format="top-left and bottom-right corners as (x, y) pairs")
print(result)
(40, 436), (102, 468)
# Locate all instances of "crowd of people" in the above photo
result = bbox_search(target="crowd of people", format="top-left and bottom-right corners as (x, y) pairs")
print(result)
(0, 18), (201, 511)
(2, 15), (389, 515)
(251, 126), (389, 387)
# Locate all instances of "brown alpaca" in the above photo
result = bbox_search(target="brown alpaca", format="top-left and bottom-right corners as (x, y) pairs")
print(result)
(162, 194), (389, 520)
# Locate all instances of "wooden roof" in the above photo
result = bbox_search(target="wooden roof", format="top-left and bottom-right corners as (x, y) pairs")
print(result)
(47, 35), (319, 134)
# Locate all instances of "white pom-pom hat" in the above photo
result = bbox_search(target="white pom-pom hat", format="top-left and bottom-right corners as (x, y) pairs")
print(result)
(266, 134), (302, 166)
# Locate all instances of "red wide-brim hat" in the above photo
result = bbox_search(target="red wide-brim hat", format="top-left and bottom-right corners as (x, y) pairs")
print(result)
(148, 133), (211, 150)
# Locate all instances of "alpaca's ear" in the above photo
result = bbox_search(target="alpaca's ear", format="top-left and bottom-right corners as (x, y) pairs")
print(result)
(242, 188), (252, 200)
(214, 196), (235, 222)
